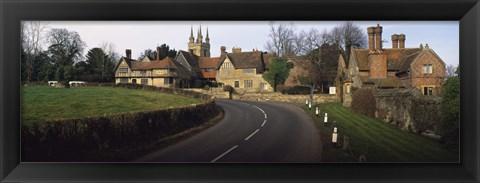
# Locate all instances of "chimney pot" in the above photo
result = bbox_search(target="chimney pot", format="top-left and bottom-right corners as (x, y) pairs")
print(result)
(367, 27), (376, 53)
(126, 49), (132, 59)
(398, 34), (406, 48)
(374, 25), (383, 53)
(391, 34), (399, 49)
(220, 46), (226, 55)
(232, 47), (242, 53)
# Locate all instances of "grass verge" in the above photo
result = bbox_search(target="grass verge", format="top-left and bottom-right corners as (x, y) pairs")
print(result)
(21, 86), (202, 125)
(303, 103), (458, 162)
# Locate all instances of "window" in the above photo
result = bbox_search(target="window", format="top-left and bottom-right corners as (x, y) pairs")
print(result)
(140, 71), (147, 76)
(132, 79), (137, 84)
(119, 67), (128, 73)
(120, 78), (128, 83)
(260, 83), (267, 91)
(244, 80), (253, 88)
(141, 79), (148, 85)
(346, 84), (351, 94)
(234, 81), (239, 88)
(243, 68), (254, 73)
(423, 64), (433, 74)
(423, 86), (434, 96)
(164, 78), (173, 84)
(205, 68), (214, 72)
(222, 62), (232, 69)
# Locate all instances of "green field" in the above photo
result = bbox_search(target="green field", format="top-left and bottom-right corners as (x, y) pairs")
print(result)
(21, 86), (202, 125)
(303, 103), (458, 162)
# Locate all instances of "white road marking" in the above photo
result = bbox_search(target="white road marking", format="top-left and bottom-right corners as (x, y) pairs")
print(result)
(244, 129), (260, 141)
(264, 114), (267, 119)
(261, 119), (266, 127)
(211, 145), (239, 162)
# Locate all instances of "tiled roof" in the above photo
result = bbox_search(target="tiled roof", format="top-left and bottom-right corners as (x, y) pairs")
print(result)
(198, 57), (221, 69)
(354, 48), (422, 71)
(227, 51), (263, 69)
(178, 50), (199, 69)
(200, 69), (216, 79)
(359, 76), (404, 88)
(130, 57), (178, 70)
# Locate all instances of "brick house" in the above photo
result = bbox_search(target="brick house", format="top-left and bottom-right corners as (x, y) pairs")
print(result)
(114, 49), (191, 88)
(339, 24), (446, 106)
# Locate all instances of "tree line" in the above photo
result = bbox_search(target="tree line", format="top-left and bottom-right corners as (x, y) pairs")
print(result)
(21, 22), (177, 85)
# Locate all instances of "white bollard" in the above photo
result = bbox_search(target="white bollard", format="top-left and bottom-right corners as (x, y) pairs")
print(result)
(305, 99), (308, 106)
(324, 114), (328, 126)
(309, 102), (312, 110)
(332, 132), (338, 147)
(315, 107), (319, 116)
(333, 127), (337, 133)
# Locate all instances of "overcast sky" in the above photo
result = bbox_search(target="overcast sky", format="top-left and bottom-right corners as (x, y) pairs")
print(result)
(38, 21), (459, 66)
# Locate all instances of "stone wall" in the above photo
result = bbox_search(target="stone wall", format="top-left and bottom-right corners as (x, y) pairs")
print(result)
(373, 89), (441, 137)
(185, 88), (338, 104)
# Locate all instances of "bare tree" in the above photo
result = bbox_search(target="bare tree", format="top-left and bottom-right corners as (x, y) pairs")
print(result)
(265, 22), (297, 57)
(22, 21), (48, 82)
(446, 64), (457, 78)
(47, 28), (86, 67)
(326, 21), (367, 63)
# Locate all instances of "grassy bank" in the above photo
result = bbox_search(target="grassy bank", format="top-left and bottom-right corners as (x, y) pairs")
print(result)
(303, 103), (458, 162)
(21, 86), (202, 125)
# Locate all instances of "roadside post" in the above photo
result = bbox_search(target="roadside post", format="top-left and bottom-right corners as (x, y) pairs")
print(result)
(324, 113), (328, 126)
(305, 99), (308, 107)
(309, 101), (312, 110)
(315, 107), (319, 117)
(332, 124), (337, 148)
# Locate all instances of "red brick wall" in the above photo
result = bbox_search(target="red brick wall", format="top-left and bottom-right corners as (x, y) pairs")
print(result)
(410, 50), (446, 93)
(368, 54), (387, 78)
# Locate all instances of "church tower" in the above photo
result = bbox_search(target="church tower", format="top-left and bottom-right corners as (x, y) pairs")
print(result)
(188, 25), (211, 57)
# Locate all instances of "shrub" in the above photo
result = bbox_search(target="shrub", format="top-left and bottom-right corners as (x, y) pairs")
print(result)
(281, 86), (311, 95)
(351, 87), (376, 117)
(223, 85), (234, 99)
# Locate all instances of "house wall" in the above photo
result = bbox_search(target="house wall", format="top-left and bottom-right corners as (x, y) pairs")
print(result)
(216, 58), (273, 92)
(410, 50), (446, 94)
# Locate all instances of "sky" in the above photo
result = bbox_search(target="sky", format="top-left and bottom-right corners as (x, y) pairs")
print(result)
(37, 21), (459, 66)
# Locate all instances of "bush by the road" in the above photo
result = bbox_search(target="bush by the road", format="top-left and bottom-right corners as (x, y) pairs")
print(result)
(351, 88), (376, 117)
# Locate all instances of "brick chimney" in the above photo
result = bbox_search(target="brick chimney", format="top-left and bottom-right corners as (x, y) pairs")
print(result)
(156, 46), (161, 60)
(391, 34), (399, 49)
(367, 27), (375, 53)
(232, 47), (242, 53)
(126, 49), (132, 59)
(220, 46), (226, 55)
(374, 24), (383, 53)
(398, 34), (406, 48)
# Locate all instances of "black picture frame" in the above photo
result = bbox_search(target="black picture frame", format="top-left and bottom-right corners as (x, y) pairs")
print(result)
(1, 0), (479, 182)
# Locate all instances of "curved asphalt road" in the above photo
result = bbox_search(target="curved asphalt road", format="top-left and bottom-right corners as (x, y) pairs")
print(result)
(136, 99), (322, 162)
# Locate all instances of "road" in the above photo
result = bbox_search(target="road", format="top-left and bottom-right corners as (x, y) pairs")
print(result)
(136, 99), (322, 162)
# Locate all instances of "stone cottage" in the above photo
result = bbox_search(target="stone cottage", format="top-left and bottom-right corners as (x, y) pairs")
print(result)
(339, 24), (447, 106)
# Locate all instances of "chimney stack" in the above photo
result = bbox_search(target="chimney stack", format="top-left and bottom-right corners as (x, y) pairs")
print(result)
(367, 27), (375, 53)
(232, 47), (242, 53)
(220, 46), (226, 55)
(374, 24), (383, 53)
(156, 47), (161, 60)
(398, 34), (406, 48)
(126, 49), (132, 59)
(391, 34), (399, 49)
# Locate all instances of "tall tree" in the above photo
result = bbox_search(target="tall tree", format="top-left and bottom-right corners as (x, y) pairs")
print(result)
(137, 49), (153, 60)
(83, 47), (116, 82)
(439, 66), (460, 148)
(47, 28), (86, 67)
(265, 22), (297, 57)
(157, 44), (177, 60)
(21, 21), (48, 82)
(445, 64), (457, 78)
(263, 57), (291, 92)
(326, 21), (367, 63)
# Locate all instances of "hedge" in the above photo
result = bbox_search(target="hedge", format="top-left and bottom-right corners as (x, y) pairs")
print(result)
(21, 84), (218, 161)
(281, 86), (312, 95)
(351, 87), (376, 117)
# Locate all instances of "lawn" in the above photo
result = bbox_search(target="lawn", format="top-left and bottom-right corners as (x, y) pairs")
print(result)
(303, 103), (458, 162)
(21, 86), (202, 125)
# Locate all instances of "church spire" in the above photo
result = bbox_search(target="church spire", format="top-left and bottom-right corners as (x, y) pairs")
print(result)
(197, 25), (203, 44)
(206, 27), (210, 45)
(189, 26), (194, 43)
